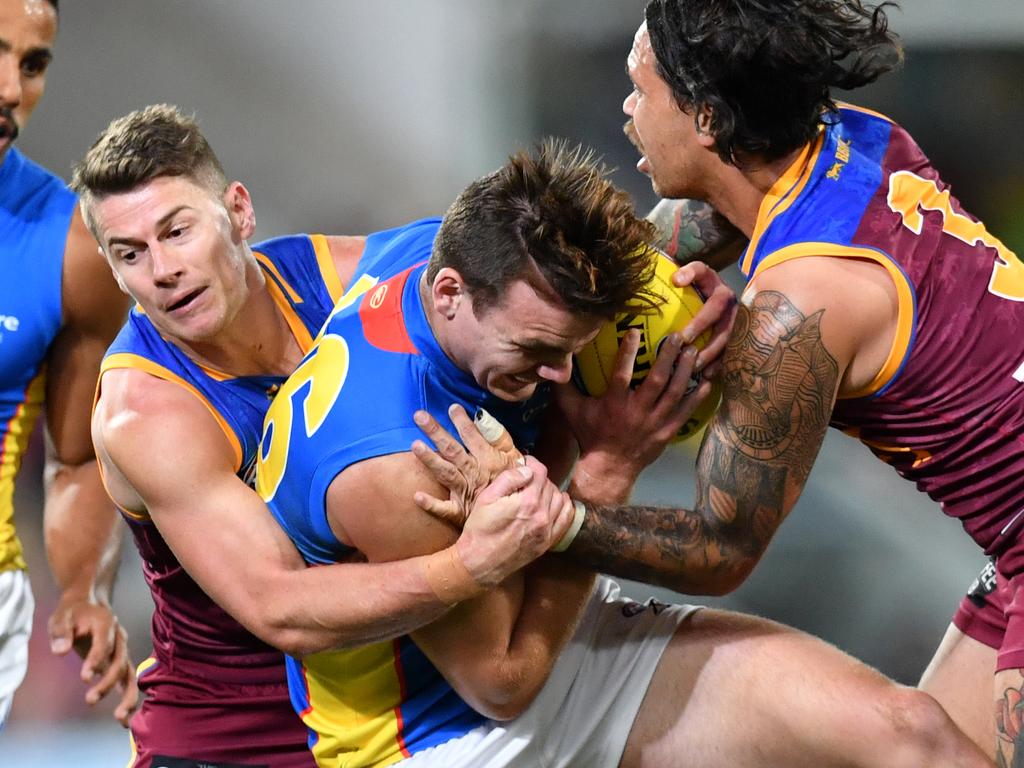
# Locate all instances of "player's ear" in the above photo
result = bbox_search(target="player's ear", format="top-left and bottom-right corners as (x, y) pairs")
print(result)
(431, 268), (466, 320)
(224, 181), (256, 238)
(695, 106), (716, 149)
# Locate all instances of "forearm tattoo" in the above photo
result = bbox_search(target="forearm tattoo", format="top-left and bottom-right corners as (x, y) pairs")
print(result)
(647, 198), (745, 267)
(569, 291), (839, 592)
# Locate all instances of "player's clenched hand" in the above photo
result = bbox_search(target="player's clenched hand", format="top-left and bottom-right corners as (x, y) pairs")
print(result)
(555, 328), (712, 504)
(453, 457), (574, 588)
(411, 404), (523, 527)
(48, 597), (139, 727)
(672, 261), (737, 378)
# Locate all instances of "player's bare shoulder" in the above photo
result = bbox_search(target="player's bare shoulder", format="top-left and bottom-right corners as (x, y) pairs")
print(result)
(60, 207), (129, 335)
(94, 367), (236, 513)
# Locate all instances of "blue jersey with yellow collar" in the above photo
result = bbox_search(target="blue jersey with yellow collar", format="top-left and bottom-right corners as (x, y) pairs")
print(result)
(740, 104), (1024, 572)
(0, 147), (75, 573)
(258, 218), (546, 766)
(99, 233), (344, 685)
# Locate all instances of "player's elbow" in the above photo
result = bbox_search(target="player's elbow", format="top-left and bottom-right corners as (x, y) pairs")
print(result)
(457, 665), (543, 722)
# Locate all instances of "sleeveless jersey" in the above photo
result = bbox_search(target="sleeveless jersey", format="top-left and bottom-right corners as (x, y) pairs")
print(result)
(99, 233), (344, 684)
(741, 104), (1024, 574)
(0, 147), (74, 573)
(257, 218), (547, 767)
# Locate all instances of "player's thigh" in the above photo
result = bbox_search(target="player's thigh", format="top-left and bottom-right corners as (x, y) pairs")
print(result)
(919, 622), (996, 757)
(620, 607), (956, 768)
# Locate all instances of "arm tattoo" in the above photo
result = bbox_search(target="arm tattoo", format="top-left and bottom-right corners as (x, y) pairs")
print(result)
(567, 291), (840, 593)
(647, 198), (745, 268)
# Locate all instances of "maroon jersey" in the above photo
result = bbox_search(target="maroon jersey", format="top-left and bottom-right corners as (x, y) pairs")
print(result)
(98, 235), (346, 766)
(741, 104), (1024, 575)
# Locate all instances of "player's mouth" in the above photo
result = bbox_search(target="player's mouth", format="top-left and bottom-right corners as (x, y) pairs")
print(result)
(164, 287), (207, 315)
(623, 119), (650, 175)
(0, 113), (20, 148)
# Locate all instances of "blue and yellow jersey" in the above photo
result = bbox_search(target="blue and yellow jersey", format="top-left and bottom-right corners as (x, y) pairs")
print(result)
(99, 233), (346, 681)
(741, 104), (1024, 570)
(0, 148), (75, 573)
(257, 218), (547, 767)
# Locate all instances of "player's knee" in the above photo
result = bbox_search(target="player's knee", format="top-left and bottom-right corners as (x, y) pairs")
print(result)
(877, 687), (975, 766)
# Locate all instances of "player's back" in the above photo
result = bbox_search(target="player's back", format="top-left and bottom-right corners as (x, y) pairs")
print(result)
(0, 147), (74, 574)
(742, 104), (1024, 566)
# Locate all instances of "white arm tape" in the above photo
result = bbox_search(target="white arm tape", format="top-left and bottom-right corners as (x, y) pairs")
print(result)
(552, 500), (587, 553)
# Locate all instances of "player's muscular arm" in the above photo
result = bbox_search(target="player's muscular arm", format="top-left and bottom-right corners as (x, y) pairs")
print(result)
(95, 372), (563, 656)
(567, 258), (896, 594)
(43, 209), (135, 723)
(647, 198), (746, 271)
(327, 454), (594, 721)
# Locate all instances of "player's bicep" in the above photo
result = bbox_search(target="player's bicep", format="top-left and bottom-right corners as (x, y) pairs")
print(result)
(47, 210), (129, 466)
(325, 452), (460, 561)
(694, 271), (843, 550)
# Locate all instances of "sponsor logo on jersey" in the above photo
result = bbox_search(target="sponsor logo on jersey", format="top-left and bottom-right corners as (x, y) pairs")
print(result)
(966, 558), (998, 606)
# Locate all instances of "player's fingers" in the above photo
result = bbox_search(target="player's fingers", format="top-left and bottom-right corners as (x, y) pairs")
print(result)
(551, 381), (584, 426)
(413, 410), (473, 470)
(636, 332), (684, 404)
(410, 439), (464, 490)
(653, 344), (698, 412)
(694, 299), (738, 373)
(80, 617), (117, 683)
(449, 404), (493, 455)
(412, 492), (463, 525)
(46, 607), (73, 656)
(663, 379), (714, 439)
(114, 665), (140, 727)
(475, 464), (535, 506)
(84, 624), (126, 703)
(608, 328), (642, 392)
(471, 408), (518, 457)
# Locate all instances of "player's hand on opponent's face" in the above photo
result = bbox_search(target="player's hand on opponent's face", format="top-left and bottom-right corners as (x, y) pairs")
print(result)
(672, 261), (737, 379)
(452, 456), (575, 588)
(48, 597), (139, 727)
(411, 404), (524, 527)
(554, 328), (712, 503)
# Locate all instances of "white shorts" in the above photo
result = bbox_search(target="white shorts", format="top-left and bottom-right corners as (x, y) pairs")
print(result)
(399, 576), (700, 768)
(0, 568), (33, 731)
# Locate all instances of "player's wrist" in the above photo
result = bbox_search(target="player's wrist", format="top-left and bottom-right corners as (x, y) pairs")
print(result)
(569, 454), (637, 505)
(423, 545), (483, 605)
(551, 499), (586, 553)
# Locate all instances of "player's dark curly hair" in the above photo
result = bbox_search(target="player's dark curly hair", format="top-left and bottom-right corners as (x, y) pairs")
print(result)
(430, 139), (660, 321)
(645, 0), (903, 163)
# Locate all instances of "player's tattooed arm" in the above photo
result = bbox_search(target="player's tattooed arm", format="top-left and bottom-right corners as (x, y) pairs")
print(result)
(647, 198), (746, 271)
(566, 291), (839, 595)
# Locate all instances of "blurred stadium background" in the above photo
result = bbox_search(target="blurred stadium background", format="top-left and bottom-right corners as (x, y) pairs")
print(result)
(4, 0), (1023, 762)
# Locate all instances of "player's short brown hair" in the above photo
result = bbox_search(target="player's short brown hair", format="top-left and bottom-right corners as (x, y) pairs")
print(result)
(429, 139), (659, 321)
(71, 104), (227, 235)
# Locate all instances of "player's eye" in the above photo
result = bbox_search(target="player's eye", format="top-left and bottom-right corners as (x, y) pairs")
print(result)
(20, 53), (51, 78)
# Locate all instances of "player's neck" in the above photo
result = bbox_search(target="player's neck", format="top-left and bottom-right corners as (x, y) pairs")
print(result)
(704, 145), (804, 238)
(175, 262), (304, 377)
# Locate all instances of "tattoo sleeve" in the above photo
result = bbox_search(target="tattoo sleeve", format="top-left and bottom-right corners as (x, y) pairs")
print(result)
(647, 198), (746, 270)
(566, 291), (840, 594)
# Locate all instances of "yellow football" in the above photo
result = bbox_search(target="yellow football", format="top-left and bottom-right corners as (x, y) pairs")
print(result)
(572, 248), (722, 442)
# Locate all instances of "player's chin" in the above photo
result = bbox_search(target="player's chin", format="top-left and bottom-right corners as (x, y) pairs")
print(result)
(489, 375), (538, 403)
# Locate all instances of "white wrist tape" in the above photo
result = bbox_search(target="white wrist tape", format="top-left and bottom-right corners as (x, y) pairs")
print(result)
(552, 500), (587, 553)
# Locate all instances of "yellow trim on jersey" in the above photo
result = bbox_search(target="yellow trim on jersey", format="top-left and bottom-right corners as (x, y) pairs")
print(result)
(753, 242), (915, 399)
(311, 234), (346, 304)
(741, 130), (827, 276)
(100, 353), (244, 472)
(301, 642), (410, 767)
(263, 271), (316, 355)
(835, 101), (894, 123)
(253, 250), (303, 304)
(0, 370), (45, 573)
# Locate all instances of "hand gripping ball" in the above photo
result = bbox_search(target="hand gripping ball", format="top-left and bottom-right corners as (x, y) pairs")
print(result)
(572, 248), (722, 442)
